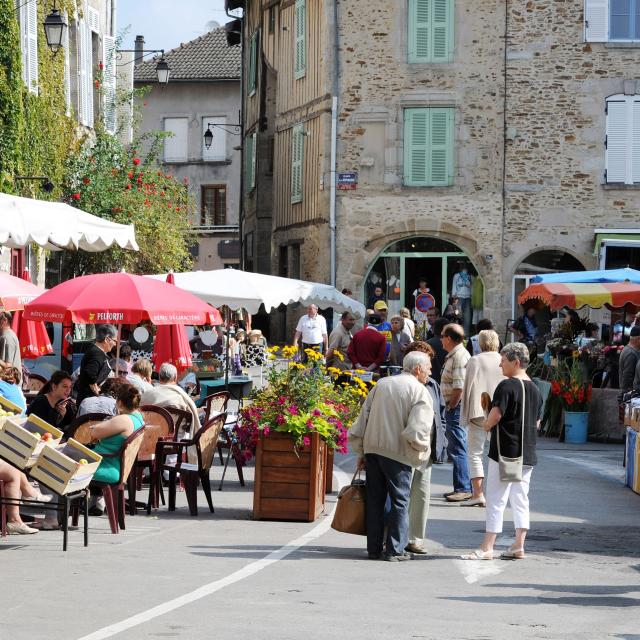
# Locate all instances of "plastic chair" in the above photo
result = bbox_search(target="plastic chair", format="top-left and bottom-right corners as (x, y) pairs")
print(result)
(203, 391), (230, 424)
(89, 427), (146, 534)
(162, 406), (193, 437)
(64, 412), (112, 444)
(150, 414), (226, 516)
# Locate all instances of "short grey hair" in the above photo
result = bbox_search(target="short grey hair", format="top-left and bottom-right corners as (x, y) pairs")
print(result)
(402, 350), (431, 374)
(500, 342), (530, 368)
(158, 362), (178, 382)
(478, 329), (500, 352)
(95, 324), (117, 342)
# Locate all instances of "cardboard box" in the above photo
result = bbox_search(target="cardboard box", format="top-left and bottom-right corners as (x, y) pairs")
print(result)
(30, 438), (102, 495)
(0, 414), (63, 470)
(626, 427), (640, 494)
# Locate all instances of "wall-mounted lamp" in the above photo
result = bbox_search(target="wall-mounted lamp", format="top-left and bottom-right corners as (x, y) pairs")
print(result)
(203, 122), (243, 149)
(43, 2), (67, 53)
(117, 48), (171, 83)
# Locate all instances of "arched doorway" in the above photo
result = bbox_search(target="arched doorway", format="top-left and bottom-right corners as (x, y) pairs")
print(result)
(364, 236), (479, 330)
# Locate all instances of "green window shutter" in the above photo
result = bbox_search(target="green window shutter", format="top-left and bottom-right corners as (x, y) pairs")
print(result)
(404, 108), (454, 186)
(248, 31), (258, 96)
(245, 132), (256, 193)
(294, 0), (306, 79)
(408, 0), (454, 63)
(291, 124), (304, 203)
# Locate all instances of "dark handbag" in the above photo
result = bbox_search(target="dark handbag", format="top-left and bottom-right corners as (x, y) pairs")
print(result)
(331, 470), (366, 536)
(497, 378), (525, 483)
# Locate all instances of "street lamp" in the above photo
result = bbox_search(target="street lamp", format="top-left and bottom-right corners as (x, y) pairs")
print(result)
(43, 3), (67, 53)
(117, 49), (171, 84)
(203, 122), (242, 150)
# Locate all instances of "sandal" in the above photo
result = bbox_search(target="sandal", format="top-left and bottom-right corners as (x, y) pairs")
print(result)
(461, 548), (493, 560)
(500, 547), (525, 560)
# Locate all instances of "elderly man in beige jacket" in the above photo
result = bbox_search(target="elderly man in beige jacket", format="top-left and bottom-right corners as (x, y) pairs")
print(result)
(461, 330), (505, 507)
(349, 351), (434, 562)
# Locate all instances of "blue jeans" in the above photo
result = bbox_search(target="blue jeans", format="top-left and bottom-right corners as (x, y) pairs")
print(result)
(445, 405), (471, 493)
(365, 453), (412, 556)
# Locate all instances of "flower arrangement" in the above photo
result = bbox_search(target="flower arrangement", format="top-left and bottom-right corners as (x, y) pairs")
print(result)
(550, 357), (592, 412)
(238, 346), (371, 462)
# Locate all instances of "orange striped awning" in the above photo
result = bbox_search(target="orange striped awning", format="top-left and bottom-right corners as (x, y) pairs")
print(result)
(518, 282), (640, 311)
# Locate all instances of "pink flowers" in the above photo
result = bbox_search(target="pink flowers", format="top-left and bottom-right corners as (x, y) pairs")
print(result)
(276, 414), (286, 425)
(288, 405), (299, 415)
(312, 409), (321, 417)
(303, 436), (311, 447)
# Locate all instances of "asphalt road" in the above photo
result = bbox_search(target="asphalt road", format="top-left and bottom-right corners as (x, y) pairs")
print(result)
(1, 440), (639, 640)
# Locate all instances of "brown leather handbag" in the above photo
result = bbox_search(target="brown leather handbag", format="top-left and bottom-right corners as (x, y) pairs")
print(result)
(331, 470), (366, 536)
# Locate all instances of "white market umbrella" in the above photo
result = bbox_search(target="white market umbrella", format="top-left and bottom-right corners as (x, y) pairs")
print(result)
(148, 269), (366, 318)
(0, 192), (138, 252)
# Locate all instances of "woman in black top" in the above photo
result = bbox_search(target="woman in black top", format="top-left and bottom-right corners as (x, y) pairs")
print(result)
(462, 342), (542, 561)
(27, 370), (76, 430)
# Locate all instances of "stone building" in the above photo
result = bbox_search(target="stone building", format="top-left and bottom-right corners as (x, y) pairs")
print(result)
(135, 29), (242, 270)
(240, 0), (640, 335)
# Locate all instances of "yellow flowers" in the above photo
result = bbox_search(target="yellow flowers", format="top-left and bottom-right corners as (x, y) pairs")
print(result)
(326, 366), (342, 376)
(288, 362), (305, 370)
(281, 345), (299, 359)
(266, 346), (280, 354)
(333, 351), (345, 362)
(304, 348), (323, 362)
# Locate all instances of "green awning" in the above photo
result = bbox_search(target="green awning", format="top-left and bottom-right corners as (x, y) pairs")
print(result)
(594, 233), (640, 255)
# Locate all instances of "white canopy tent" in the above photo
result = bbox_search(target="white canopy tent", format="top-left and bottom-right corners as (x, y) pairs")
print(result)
(148, 269), (366, 318)
(0, 193), (138, 251)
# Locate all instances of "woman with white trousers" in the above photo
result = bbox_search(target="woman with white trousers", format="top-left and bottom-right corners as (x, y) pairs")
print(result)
(462, 342), (542, 560)
(460, 330), (505, 507)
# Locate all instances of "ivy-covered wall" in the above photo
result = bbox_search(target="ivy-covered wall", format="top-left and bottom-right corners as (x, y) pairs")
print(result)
(0, 0), (77, 199)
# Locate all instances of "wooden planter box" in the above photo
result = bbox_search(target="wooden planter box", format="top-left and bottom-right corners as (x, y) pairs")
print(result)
(325, 448), (334, 493)
(30, 439), (102, 495)
(252, 431), (326, 522)
(0, 415), (63, 470)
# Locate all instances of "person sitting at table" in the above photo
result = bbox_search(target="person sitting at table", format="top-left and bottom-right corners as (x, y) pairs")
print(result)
(77, 377), (126, 418)
(0, 460), (52, 534)
(27, 370), (76, 430)
(140, 362), (200, 439)
(0, 361), (27, 412)
(126, 357), (154, 393)
(90, 383), (145, 484)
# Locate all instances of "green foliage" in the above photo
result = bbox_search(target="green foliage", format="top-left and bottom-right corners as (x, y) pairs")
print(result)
(61, 130), (195, 275)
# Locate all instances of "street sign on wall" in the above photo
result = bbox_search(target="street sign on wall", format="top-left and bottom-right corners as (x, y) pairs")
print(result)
(337, 172), (358, 190)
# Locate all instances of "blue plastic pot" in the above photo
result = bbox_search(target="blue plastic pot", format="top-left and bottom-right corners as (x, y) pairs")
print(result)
(564, 411), (589, 444)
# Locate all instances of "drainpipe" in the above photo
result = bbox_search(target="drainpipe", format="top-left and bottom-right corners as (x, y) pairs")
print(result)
(329, 0), (340, 288)
(111, 0), (116, 36)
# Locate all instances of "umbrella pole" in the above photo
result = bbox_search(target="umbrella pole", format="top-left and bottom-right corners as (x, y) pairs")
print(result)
(224, 307), (230, 390)
(115, 324), (122, 368)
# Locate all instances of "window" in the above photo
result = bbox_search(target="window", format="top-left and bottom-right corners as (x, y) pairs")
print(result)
(291, 124), (305, 203)
(248, 31), (258, 96)
(245, 131), (257, 192)
(201, 186), (227, 226)
(17, 0), (38, 93)
(403, 108), (454, 187)
(605, 94), (640, 184)
(294, 0), (306, 79)
(163, 117), (189, 162)
(408, 0), (454, 63)
(202, 116), (227, 161)
(585, 0), (640, 41)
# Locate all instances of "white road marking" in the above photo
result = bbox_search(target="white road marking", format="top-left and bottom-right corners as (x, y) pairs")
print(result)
(76, 465), (351, 640)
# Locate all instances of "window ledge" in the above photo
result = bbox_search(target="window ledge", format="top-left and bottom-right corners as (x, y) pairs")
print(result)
(602, 183), (640, 190)
(605, 41), (640, 48)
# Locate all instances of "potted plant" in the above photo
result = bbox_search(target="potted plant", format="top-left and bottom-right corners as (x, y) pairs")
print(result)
(550, 357), (592, 444)
(239, 346), (368, 522)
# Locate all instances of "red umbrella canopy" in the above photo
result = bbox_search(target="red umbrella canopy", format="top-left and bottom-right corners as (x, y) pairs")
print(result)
(11, 269), (53, 359)
(23, 272), (222, 325)
(0, 270), (43, 311)
(152, 273), (194, 374)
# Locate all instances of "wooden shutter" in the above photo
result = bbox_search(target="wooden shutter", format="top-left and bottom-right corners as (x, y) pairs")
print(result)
(163, 118), (188, 162)
(248, 31), (258, 96)
(432, 0), (453, 62)
(632, 100), (640, 182)
(294, 0), (307, 79)
(606, 99), (629, 183)
(63, 13), (72, 114)
(25, 0), (38, 93)
(429, 108), (454, 185)
(404, 109), (429, 185)
(87, 6), (100, 33)
(103, 35), (117, 134)
(245, 133), (256, 192)
(408, 0), (430, 63)
(78, 17), (88, 125)
(585, 0), (609, 41)
(291, 124), (304, 203)
(251, 132), (257, 191)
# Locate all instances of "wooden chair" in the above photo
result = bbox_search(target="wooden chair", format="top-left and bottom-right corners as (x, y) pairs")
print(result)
(89, 427), (146, 534)
(64, 413), (112, 444)
(133, 405), (176, 511)
(203, 391), (230, 424)
(23, 372), (47, 393)
(149, 414), (226, 516)
(162, 406), (193, 437)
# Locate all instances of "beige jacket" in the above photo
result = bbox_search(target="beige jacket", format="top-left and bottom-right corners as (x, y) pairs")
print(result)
(140, 383), (201, 438)
(461, 351), (505, 424)
(349, 372), (433, 468)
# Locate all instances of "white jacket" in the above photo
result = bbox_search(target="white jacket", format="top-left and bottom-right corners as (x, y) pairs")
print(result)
(349, 373), (433, 468)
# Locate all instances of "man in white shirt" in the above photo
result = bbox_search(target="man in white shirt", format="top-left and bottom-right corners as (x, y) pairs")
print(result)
(293, 304), (328, 362)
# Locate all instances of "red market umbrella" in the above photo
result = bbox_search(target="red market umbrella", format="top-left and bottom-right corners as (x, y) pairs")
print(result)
(518, 281), (640, 311)
(0, 270), (43, 311)
(11, 269), (53, 359)
(152, 273), (193, 374)
(23, 272), (222, 326)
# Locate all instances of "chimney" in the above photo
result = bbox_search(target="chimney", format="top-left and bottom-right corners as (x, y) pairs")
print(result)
(134, 35), (145, 66)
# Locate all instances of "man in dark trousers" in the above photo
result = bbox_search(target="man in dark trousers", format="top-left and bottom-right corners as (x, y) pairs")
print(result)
(427, 317), (449, 384)
(75, 324), (117, 405)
